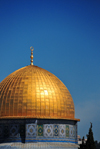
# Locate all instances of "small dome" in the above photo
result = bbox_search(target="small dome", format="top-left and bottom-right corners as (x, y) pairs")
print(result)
(0, 65), (78, 120)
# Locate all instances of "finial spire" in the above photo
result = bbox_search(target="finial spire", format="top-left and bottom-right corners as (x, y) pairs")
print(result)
(30, 46), (34, 65)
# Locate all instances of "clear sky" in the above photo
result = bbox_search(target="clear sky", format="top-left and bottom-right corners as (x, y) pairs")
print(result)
(0, 0), (100, 142)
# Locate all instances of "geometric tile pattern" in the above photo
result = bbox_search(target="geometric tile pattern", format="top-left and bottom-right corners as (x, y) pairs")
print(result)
(69, 125), (75, 138)
(37, 125), (43, 136)
(59, 124), (66, 138)
(73, 126), (76, 138)
(44, 124), (53, 137)
(10, 124), (19, 137)
(66, 125), (69, 137)
(0, 119), (77, 143)
(72, 126), (75, 138)
(26, 124), (36, 137)
(4, 125), (9, 137)
(53, 124), (59, 137)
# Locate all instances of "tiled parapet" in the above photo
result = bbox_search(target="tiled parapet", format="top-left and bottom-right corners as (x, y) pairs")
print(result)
(0, 119), (78, 143)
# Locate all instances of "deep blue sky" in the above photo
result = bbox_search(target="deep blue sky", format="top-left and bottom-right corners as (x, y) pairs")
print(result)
(0, 0), (100, 141)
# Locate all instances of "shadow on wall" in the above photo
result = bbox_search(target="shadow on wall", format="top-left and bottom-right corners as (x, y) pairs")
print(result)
(0, 123), (26, 143)
(20, 124), (26, 143)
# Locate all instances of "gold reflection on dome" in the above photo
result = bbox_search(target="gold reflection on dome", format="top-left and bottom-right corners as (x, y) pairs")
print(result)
(0, 65), (79, 121)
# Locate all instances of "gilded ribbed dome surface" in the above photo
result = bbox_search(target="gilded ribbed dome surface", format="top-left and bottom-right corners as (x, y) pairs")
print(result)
(0, 65), (77, 120)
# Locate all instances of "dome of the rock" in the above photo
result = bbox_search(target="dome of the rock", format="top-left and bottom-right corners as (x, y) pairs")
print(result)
(0, 47), (80, 148)
(0, 65), (78, 120)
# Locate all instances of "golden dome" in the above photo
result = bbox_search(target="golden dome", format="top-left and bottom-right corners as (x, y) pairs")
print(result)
(0, 65), (79, 121)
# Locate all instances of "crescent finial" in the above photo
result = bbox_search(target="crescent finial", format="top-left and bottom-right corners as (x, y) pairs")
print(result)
(30, 46), (34, 65)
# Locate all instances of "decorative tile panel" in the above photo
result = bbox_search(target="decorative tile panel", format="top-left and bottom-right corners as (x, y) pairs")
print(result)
(53, 124), (59, 137)
(69, 125), (76, 138)
(43, 124), (53, 137)
(66, 125), (69, 137)
(37, 125), (43, 136)
(10, 124), (19, 137)
(0, 119), (77, 143)
(73, 125), (76, 138)
(26, 124), (36, 137)
(4, 124), (9, 137)
(59, 124), (66, 138)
